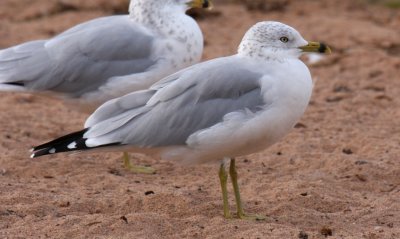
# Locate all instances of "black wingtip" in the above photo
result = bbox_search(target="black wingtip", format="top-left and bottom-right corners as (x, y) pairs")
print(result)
(30, 128), (123, 158)
(32, 129), (89, 152)
(31, 129), (89, 158)
(4, 82), (25, 86)
(30, 147), (56, 158)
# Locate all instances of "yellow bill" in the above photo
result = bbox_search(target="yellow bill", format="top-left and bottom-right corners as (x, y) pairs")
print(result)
(189, 0), (213, 9)
(299, 42), (331, 54)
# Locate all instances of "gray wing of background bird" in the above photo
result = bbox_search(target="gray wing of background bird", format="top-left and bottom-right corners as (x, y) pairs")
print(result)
(84, 57), (266, 147)
(0, 16), (156, 97)
(84, 68), (189, 127)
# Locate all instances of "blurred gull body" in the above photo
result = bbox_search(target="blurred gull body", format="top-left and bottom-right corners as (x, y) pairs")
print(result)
(0, 0), (211, 112)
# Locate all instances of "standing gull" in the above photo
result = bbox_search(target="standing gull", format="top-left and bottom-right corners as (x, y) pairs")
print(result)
(31, 21), (331, 219)
(1, 0), (211, 172)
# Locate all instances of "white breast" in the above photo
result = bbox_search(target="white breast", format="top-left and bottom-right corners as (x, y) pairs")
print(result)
(151, 15), (203, 72)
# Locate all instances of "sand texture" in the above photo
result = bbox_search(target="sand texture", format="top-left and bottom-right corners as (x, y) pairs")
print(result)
(0, 0), (399, 238)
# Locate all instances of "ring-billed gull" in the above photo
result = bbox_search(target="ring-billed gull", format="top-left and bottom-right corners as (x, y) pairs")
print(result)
(1, 0), (211, 173)
(0, 0), (211, 110)
(31, 21), (331, 219)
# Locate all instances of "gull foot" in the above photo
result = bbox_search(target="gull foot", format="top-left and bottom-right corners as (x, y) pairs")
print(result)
(122, 152), (156, 174)
(237, 213), (266, 221)
(125, 164), (156, 174)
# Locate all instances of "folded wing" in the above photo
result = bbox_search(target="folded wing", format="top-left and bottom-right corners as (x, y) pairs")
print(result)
(0, 16), (156, 98)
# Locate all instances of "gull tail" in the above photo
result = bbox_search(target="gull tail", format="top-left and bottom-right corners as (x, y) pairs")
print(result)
(30, 129), (120, 158)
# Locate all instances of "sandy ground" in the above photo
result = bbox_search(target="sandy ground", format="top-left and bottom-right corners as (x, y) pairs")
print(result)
(0, 0), (399, 238)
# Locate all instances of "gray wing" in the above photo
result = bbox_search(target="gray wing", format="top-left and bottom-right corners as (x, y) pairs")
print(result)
(84, 89), (156, 128)
(84, 63), (196, 128)
(84, 57), (265, 147)
(0, 16), (156, 97)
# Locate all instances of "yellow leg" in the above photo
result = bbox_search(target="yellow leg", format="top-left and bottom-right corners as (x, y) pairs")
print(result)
(229, 158), (265, 220)
(219, 162), (232, 219)
(123, 152), (156, 174)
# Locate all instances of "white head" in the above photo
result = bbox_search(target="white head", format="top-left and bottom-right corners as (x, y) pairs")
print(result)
(129, 0), (211, 14)
(238, 21), (330, 60)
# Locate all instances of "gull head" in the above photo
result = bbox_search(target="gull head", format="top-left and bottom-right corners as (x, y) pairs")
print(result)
(238, 21), (331, 60)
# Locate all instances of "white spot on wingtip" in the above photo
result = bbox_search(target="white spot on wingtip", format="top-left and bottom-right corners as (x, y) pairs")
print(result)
(49, 148), (56, 154)
(30, 154), (35, 158)
(67, 142), (77, 149)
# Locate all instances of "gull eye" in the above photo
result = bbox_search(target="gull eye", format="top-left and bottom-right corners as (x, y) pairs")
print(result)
(280, 37), (289, 43)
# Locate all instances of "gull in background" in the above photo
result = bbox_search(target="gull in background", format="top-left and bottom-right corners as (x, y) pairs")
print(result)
(31, 21), (331, 219)
(0, 0), (212, 173)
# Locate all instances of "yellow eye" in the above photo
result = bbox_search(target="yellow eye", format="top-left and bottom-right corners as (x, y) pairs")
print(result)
(280, 37), (289, 43)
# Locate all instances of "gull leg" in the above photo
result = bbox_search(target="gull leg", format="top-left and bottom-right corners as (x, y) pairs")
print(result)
(219, 161), (232, 219)
(123, 152), (156, 174)
(229, 158), (265, 220)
